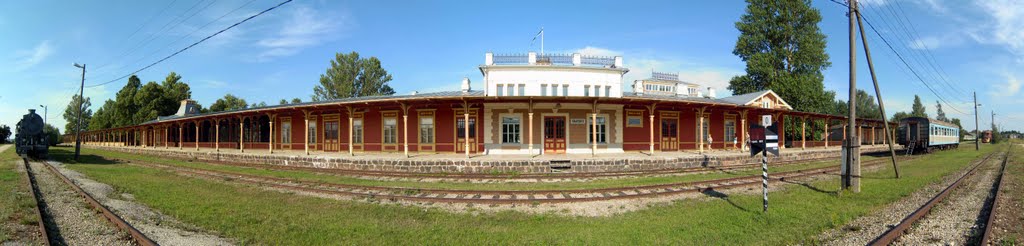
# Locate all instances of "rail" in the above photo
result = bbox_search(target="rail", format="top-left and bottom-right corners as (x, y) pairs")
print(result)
(22, 158), (50, 246)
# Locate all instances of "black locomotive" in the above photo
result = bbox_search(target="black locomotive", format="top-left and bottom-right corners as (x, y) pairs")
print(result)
(15, 109), (49, 158)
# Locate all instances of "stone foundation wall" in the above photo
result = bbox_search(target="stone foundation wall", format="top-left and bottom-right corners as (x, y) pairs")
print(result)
(87, 146), (891, 174)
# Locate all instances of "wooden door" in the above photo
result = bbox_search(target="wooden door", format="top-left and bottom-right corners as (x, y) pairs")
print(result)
(455, 117), (477, 153)
(661, 118), (678, 151)
(324, 120), (339, 151)
(544, 116), (566, 154)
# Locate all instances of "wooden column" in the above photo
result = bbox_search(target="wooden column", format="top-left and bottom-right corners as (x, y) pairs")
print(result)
(347, 106), (354, 156)
(698, 108), (705, 154)
(240, 117), (245, 153)
(178, 124), (183, 150)
(801, 116), (806, 150)
(401, 103), (409, 158)
(464, 109), (470, 159)
(740, 110), (748, 152)
(269, 114), (275, 154)
(303, 111), (310, 155)
(164, 127), (168, 148)
(647, 104), (656, 155)
(825, 119), (830, 148)
(215, 120), (220, 152)
(592, 101), (598, 157)
(528, 112), (534, 156)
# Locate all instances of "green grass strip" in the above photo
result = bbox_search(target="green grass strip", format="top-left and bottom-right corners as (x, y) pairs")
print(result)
(52, 144), (996, 245)
(77, 147), (872, 191)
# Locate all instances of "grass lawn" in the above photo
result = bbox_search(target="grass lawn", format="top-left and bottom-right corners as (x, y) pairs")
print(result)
(0, 145), (40, 242)
(53, 144), (997, 245)
(78, 147), (879, 191)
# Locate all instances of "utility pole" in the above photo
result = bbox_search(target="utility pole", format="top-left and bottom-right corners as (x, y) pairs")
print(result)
(855, 10), (899, 178)
(974, 91), (979, 150)
(73, 63), (86, 161)
(843, 0), (861, 192)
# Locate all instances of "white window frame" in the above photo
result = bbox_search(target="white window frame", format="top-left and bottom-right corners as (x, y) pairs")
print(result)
(496, 84), (504, 96)
(541, 84), (548, 96)
(308, 120), (317, 144)
(584, 85), (591, 97)
(501, 115), (522, 144)
(562, 85), (569, 97)
(353, 119), (363, 144)
(518, 84), (525, 96)
(587, 116), (608, 144)
(281, 121), (292, 144)
(419, 116), (434, 144)
(383, 117), (397, 144)
(506, 84), (514, 96)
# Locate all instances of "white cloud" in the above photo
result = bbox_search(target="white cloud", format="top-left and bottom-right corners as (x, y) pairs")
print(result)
(12, 41), (55, 71)
(973, 0), (1024, 60)
(255, 6), (352, 62)
(576, 46), (621, 57)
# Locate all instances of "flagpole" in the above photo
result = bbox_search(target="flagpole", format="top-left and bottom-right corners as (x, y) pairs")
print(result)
(541, 27), (544, 55)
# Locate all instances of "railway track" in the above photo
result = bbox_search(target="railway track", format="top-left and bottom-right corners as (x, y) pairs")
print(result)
(127, 156), (907, 205)
(980, 148), (1010, 245)
(167, 154), (873, 182)
(22, 158), (157, 246)
(869, 146), (1009, 245)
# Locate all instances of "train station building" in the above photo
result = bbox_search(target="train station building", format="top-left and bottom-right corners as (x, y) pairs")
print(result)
(72, 51), (894, 166)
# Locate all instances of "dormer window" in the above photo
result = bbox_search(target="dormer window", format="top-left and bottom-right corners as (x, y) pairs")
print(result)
(762, 100), (772, 108)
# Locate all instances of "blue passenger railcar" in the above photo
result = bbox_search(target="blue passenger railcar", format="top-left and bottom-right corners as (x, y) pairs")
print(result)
(896, 117), (959, 153)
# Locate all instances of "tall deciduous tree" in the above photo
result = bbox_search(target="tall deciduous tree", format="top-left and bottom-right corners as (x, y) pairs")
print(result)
(0, 125), (11, 144)
(88, 100), (116, 131)
(159, 72), (192, 115)
(935, 101), (947, 122)
(729, 0), (832, 114)
(312, 52), (394, 101)
(209, 94), (248, 112)
(114, 75), (142, 127)
(890, 111), (911, 123)
(911, 95), (928, 118)
(62, 94), (92, 134)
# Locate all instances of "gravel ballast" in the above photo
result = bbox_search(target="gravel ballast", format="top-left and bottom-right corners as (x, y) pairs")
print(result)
(29, 161), (133, 245)
(46, 160), (234, 246)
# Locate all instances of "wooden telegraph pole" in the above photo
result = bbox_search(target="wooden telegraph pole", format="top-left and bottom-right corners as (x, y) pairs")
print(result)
(844, 0), (861, 192)
(855, 8), (900, 178)
(975, 91), (979, 150)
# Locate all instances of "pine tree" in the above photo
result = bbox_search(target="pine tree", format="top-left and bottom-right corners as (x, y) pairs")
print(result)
(911, 95), (928, 118)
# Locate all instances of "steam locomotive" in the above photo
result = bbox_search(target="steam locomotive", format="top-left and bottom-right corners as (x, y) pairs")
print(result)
(15, 109), (48, 158)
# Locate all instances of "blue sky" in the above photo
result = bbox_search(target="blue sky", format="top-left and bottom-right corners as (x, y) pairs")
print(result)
(1, 0), (1022, 134)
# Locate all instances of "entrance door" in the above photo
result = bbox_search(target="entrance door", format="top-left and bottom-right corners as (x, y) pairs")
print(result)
(661, 119), (678, 151)
(324, 120), (339, 151)
(456, 117), (476, 153)
(544, 116), (566, 154)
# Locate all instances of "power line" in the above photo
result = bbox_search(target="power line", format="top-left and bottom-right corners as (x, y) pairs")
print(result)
(827, 0), (967, 115)
(87, 0), (293, 88)
(118, 0), (259, 78)
(875, 2), (968, 102)
(91, 0), (210, 75)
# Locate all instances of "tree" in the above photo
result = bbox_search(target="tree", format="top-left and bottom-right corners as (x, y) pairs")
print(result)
(0, 125), (11, 144)
(279, 99), (288, 105)
(209, 94), (248, 112)
(43, 124), (61, 146)
(890, 111), (911, 123)
(159, 72), (192, 115)
(88, 100), (116, 131)
(911, 95), (927, 118)
(113, 75), (142, 127)
(62, 94), (92, 134)
(935, 101), (948, 122)
(134, 81), (166, 123)
(728, 0), (832, 115)
(291, 98), (301, 104)
(312, 52), (395, 101)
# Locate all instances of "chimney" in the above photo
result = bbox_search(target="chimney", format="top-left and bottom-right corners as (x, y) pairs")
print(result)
(485, 52), (494, 66)
(706, 87), (716, 98)
(461, 77), (471, 93)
